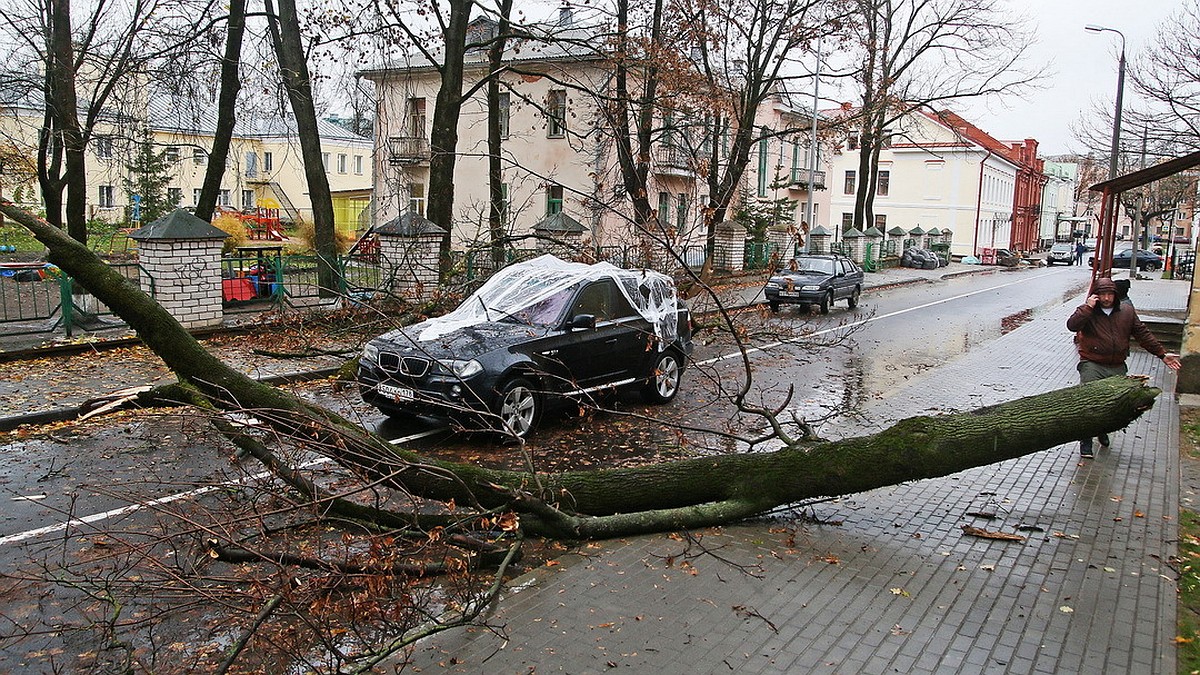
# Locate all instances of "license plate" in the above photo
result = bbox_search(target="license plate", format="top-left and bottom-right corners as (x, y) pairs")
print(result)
(779, 291), (800, 298)
(378, 383), (415, 401)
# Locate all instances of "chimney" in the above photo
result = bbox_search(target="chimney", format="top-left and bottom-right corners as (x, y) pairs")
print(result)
(558, 6), (572, 25)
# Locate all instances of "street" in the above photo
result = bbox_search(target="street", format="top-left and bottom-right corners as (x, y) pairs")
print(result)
(0, 264), (1096, 671)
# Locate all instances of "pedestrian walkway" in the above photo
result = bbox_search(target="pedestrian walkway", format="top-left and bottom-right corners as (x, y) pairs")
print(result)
(400, 279), (1184, 673)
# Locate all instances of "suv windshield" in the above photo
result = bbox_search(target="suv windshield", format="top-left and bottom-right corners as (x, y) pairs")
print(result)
(501, 286), (574, 327)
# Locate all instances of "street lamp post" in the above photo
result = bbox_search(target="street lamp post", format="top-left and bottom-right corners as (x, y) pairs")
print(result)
(1086, 24), (1132, 278)
(1085, 24), (1126, 181)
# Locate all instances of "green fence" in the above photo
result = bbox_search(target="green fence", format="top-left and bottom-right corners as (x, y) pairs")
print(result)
(0, 261), (144, 338)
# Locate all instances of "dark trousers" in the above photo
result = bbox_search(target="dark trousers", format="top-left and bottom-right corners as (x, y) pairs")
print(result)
(1078, 360), (1126, 445)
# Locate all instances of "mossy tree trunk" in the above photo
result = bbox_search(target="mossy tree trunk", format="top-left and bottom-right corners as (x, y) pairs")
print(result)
(0, 202), (1162, 540)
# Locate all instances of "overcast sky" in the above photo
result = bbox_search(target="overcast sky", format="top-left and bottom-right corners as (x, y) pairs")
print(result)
(957, 0), (1182, 157)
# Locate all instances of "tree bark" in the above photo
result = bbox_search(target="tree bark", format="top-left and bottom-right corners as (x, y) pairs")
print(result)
(265, 0), (340, 296)
(195, 0), (246, 223)
(427, 0), (472, 281)
(0, 201), (1162, 541)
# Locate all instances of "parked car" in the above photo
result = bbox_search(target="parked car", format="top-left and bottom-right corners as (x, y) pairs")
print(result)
(357, 255), (694, 439)
(764, 254), (864, 314)
(1046, 243), (1074, 265)
(1088, 248), (1164, 272)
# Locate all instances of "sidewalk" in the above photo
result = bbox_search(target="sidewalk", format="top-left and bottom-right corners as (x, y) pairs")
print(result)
(399, 277), (1187, 674)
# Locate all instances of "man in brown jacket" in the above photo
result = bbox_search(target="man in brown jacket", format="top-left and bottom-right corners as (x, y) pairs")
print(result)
(1067, 277), (1181, 457)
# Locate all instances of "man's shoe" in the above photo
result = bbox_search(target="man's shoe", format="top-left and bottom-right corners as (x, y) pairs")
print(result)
(1098, 433), (1110, 448)
(1080, 440), (1095, 458)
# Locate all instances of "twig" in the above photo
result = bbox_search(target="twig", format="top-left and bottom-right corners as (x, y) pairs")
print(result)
(214, 593), (285, 675)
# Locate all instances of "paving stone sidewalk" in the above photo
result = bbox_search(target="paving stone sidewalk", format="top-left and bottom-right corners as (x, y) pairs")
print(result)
(401, 281), (1184, 674)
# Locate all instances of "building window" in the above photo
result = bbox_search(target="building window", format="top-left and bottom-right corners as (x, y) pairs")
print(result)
(677, 193), (688, 229)
(658, 192), (670, 224)
(841, 212), (853, 231)
(757, 132), (768, 197)
(498, 92), (510, 138)
(547, 89), (566, 138)
(844, 170), (856, 195)
(242, 189), (255, 208)
(193, 188), (203, 205)
(192, 148), (206, 164)
(337, 153), (347, 174)
(321, 153), (330, 170)
(877, 170), (890, 196)
(354, 155), (363, 175)
(847, 131), (858, 151)
(546, 184), (564, 215)
(264, 152), (273, 172)
(245, 152), (258, 178)
(167, 187), (182, 205)
(218, 189), (231, 207)
(406, 98), (426, 138)
(409, 183), (426, 215)
(164, 146), (180, 163)
(94, 137), (113, 159)
(98, 185), (115, 208)
(875, 214), (887, 228)
(791, 141), (801, 182)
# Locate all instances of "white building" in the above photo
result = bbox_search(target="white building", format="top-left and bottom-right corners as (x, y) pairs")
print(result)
(825, 107), (1025, 256)
(1040, 161), (1079, 244)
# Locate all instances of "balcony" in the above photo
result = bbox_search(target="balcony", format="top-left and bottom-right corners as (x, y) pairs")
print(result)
(787, 169), (826, 191)
(387, 136), (430, 165)
(653, 146), (696, 177)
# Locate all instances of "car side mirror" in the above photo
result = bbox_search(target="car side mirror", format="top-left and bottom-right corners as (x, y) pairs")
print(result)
(835, 272), (845, 278)
(568, 314), (596, 330)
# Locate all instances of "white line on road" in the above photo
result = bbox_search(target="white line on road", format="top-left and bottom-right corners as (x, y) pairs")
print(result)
(0, 428), (443, 547)
(696, 270), (1062, 366)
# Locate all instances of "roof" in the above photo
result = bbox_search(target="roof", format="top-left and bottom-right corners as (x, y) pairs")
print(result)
(376, 211), (447, 236)
(1088, 151), (1200, 194)
(145, 94), (370, 143)
(128, 209), (227, 240)
(533, 212), (586, 233)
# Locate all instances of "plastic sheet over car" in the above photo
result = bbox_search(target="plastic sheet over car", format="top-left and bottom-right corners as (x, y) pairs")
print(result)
(417, 254), (681, 350)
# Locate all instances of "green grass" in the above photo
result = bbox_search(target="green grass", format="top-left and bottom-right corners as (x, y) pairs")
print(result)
(1180, 413), (1200, 674)
(0, 223), (44, 254)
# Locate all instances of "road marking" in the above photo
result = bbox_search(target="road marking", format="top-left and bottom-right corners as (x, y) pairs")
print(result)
(0, 428), (442, 547)
(696, 270), (1061, 366)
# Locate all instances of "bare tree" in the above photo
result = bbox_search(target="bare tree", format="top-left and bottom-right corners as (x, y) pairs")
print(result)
(1129, 0), (1200, 151)
(841, 0), (1038, 231)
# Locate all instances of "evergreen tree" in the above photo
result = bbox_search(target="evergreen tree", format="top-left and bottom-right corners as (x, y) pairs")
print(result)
(123, 130), (175, 226)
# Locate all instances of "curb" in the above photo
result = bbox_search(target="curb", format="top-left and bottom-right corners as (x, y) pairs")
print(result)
(0, 365), (346, 433)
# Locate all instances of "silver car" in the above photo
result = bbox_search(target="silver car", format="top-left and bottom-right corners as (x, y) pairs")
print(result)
(1046, 243), (1074, 266)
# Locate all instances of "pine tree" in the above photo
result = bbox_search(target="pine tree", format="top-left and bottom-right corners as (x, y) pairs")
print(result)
(123, 129), (175, 226)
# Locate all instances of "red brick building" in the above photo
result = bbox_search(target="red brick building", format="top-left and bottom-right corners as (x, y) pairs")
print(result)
(1007, 139), (1048, 252)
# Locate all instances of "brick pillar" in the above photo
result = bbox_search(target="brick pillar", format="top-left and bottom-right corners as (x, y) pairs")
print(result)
(376, 212), (448, 301)
(129, 208), (226, 329)
(909, 226), (927, 250)
(843, 228), (865, 264)
(767, 224), (797, 263)
(712, 221), (746, 272)
(808, 225), (832, 255)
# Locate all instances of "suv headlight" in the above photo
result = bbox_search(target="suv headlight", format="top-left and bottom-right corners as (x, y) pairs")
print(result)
(360, 342), (380, 365)
(800, 285), (821, 291)
(437, 358), (483, 379)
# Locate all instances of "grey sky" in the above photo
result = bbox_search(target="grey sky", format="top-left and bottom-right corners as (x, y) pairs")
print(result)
(959, 0), (1181, 157)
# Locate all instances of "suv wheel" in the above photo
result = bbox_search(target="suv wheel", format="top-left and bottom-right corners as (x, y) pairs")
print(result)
(496, 377), (539, 439)
(643, 351), (682, 403)
(847, 286), (861, 309)
(819, 291), (832, 315)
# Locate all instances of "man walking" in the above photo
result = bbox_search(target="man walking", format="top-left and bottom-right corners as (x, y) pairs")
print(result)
(1074, 241), (1086, 266)
(1067, 277), (1180, 457)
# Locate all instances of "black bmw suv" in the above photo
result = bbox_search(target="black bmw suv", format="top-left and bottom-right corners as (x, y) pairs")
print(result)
(358, 256), (694, 439)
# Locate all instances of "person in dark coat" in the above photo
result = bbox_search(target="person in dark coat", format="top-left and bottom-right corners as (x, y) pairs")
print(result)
(1074, 241), (1086, 266)
(1066, 277), (1180, 457)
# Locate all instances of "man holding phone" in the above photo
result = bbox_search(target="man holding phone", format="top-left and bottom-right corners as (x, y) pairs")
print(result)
(1067, 277), (1181, 457)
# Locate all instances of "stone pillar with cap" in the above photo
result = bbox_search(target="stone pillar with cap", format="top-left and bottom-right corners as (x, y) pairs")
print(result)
(128, 208), (227, 329)
(808, 225), (832, 255)
(533, 212), (587, 260)
(909, 225), (927, 250)
(863, 226), (884, 267)
(375, 212), (447, 301)
(843, 227), (865, 263)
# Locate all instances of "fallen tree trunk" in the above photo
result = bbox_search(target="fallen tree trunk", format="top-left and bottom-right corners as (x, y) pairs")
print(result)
(0, 202), (1161, 539)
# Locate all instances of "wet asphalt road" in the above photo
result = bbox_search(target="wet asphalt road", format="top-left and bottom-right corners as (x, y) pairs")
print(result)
(0, 264), (1094, 670)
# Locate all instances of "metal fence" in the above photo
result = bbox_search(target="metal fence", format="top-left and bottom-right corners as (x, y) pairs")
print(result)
(0, 261), (143, 339)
